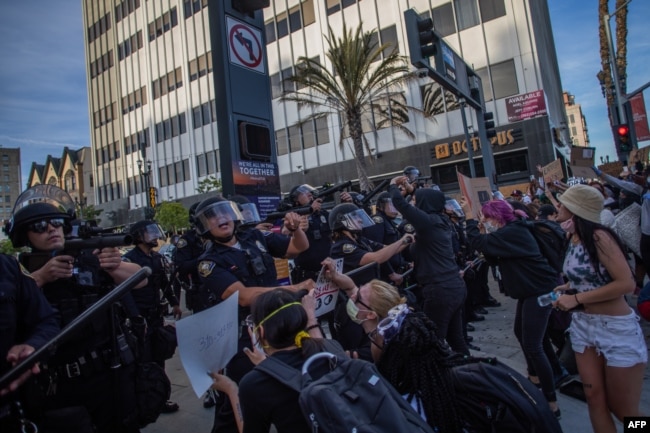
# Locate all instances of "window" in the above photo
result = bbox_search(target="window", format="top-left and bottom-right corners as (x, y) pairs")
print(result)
(569, 114), (575, 124)
(88, 12), (111, 43)
(454, 0), (480, 31)
(288, 125), (301, 153)
(315, 116), (329, 145)
(90, 51), (114, 78)
(275, 128), (288, 156)
(270, 73), (282, 99)
(302, 120), (315, 149)
(3, 164), (9, 172)
(302, 0), (315, 26)
(148, 7), (178, 42)
(152, 67), (182, 99)
(326, 0), (360, 15)
(122, 86), (147, 114)
(491, 59), (518, 99)
(289, 5), (302, 33)
(1, 155), (7, 161)
(159, 166), (168, 187)
(432, 3), (456, 37)
(115, 0), (140, 22)
(189, 52), (212, 82)
(155, 114), (187, 143)
(265, 20), (276, 43)
(380, 25), (399, 58)
(281, 67), (295, 94)
(479, 0), (506, 22)
(276, 12), (289, 39)
(183, 0), (207, 19)
(118, 31), (143, 61)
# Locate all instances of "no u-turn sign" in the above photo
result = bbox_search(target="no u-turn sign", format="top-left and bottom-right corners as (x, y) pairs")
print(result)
(226, 16), (265, 74)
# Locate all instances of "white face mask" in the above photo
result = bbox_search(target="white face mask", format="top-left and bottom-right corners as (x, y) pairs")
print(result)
(483, 221), (499, 233)
(346, 298), (368, 325)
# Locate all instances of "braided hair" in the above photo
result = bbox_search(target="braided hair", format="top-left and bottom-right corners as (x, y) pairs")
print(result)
(376, 311), (474, 433)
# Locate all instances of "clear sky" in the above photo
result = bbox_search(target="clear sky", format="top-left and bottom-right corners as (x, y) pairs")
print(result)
(0, 0), (648, 190)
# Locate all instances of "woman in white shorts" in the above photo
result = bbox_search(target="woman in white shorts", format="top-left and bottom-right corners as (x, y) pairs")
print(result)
(553, 184), (647, 433)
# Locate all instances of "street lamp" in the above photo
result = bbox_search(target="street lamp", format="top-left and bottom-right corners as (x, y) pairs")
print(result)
(137, 159), (155, 219)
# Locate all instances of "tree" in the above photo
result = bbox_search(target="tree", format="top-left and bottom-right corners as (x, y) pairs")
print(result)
(77, 204), (103, 225)
(597, 0), (628, 117)
(155, 201), (189, 234)
(0, 239), (24, 256)
(196, 176), (222, 194)
(282, 22), (415, 192)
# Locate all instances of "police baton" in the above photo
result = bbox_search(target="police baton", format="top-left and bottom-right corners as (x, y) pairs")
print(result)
(0, 266), (152, 392)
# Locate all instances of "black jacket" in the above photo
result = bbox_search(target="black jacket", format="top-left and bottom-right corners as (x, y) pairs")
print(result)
(465, 219), (558, 299)
(390, 185), (461, 285)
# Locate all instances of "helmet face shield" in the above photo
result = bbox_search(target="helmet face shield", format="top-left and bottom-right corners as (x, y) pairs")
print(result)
(403, 166), (420, 182)
(195, 201), (243, 234)
(141, 223), (167, 244)
(444, 199), (464, 218)
(341, 209), (374, 231)
(291, 184), (316, 204)
(239, 203), (261, 225)
(378, 197), (398, 217)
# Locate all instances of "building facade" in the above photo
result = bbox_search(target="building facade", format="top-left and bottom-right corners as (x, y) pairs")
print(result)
(563, 91), (590, 147)
(0, 147), (22, 239)
(81, 0), (569, 225)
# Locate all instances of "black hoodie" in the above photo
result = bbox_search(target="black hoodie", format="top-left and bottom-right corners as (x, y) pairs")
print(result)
(390, 185), (461, 285)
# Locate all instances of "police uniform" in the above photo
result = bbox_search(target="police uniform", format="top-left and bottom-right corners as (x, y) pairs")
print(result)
(197, 228), (290, 433)
(363, 211), (409, 274)
(292, 210), (332, 282)
(20, 250), (140, 433)
(0, 255), (59, 432)
(174, 230), (209, 311)
(123, 247), (179, 363)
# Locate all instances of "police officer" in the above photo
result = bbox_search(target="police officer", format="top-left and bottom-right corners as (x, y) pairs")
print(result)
(288, 184), (333, 283)
(6, 185), (144, 433)
(0, 254), (59, 432)
(122, 220), (180, 414)
(363, 192), (411, 279)
(193, 197), (313, 433)
(175, 202), (211, 312)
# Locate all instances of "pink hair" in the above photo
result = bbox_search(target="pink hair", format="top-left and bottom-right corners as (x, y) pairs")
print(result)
(481, 199), (528, 225)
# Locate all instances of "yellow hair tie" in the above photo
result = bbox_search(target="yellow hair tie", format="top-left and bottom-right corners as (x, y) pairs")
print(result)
(294, 330), (310, 348)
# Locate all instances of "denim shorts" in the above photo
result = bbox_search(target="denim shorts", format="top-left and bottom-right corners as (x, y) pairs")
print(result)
(570, 310), (648, 367)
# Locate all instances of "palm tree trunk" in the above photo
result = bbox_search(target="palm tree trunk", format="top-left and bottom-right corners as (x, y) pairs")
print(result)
(615, 0), (628, 95)
(346, 109), (374, 192)
(598, 0), (614, 108)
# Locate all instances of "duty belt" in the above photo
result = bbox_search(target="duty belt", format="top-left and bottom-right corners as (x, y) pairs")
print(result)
(51, 348), (112, 379)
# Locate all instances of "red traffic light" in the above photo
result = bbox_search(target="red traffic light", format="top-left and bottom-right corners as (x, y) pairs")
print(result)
(617, 125), (630, 137)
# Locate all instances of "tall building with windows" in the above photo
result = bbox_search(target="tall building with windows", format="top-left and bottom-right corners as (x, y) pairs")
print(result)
(0, 147), (22, 239)
(563, 91), (590, 147)
(82, 0), (568, 225)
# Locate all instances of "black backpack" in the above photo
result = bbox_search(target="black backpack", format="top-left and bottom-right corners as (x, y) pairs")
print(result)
(256, 351), (435, 433)
(528, 220), (568, 274)
(451, 358), (563, 433)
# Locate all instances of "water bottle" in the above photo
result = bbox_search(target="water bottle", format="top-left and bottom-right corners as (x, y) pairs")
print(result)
(537, 291), (559, 307)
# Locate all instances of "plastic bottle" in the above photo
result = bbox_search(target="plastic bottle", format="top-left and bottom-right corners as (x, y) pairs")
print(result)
(537, 291), (559, 307)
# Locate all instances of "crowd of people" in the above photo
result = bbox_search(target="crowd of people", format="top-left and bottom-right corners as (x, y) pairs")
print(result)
(1, 163), (648, 433)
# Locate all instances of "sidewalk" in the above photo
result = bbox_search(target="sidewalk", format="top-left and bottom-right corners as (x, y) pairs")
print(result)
(144, 278), (650, 433)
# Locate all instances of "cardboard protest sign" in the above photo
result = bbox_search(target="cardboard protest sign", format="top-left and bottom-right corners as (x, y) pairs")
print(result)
(457, 172), (492, 218)
(542, 159), (563, 184)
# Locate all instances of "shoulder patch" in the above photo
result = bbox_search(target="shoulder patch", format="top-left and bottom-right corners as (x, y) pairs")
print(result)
(176, 238), (187, 248)
(198, 260), (216, 278)
(255, 240), (268, 253)
(342, 243), (357, 254)
(19, 263), (35, 280)
(403, 223), (415, 234)
(372, 215), (384, 224)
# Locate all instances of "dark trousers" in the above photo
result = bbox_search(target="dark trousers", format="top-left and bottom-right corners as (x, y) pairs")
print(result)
(211, 338), (255, 433)
(640, 233), (650, 280)
(513, 297), (556, 403)
(421, 279), (469, 355)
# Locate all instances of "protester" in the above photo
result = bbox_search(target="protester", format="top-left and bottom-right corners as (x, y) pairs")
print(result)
(553, 184), (647, 432)
(460, 197), (561, 417)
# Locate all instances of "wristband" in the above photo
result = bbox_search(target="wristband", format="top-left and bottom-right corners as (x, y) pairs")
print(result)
(574, 293), (581, 305)
(306, 323), (320, 331)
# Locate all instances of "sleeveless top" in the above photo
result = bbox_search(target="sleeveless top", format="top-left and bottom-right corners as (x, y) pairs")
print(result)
(563, 241), (611, 293)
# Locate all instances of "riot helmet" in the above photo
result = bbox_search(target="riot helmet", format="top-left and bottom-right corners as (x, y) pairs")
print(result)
(289, 184), (316, 206)
(403, 166), (420, 182)
(230, 195), (262, 226)
(444, 198), (465, 218)
(194, 196), (244, 242)
(5, 185), (75, 248)
(130, 220), (167, 248)
(188, 201), (200, 227)
(375, 192), (398, 218)
(328, 203), (374, 233)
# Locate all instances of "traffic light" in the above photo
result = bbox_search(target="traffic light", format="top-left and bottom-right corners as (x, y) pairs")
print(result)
(232, 0), (269, 13)
(404, 10), (439, 68)
(148, 186), (157, 208)
(614, 124), (631, 152)
(484, 111), (496, 139)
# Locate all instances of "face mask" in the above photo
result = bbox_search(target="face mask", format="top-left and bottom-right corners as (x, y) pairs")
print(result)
(346, 298), (367, 325)
(483, 221), (499, 233)
(560, 218), (575, 234)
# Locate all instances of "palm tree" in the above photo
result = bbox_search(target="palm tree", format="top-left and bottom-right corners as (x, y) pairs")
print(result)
(597, 0), (628, 114)
(282, 23), (415, 192)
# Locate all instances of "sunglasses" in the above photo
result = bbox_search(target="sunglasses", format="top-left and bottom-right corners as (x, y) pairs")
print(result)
(27, 218), (66, 233)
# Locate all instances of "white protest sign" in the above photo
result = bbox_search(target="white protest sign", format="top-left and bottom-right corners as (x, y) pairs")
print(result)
(176, 292), (239, 398)
(314, 258), (343, 317)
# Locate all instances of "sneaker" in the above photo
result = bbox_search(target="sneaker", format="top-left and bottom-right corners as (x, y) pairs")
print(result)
(162, 401), (179, 413)
(483, 297), (502, 307)
(474, 306), (489, 315)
